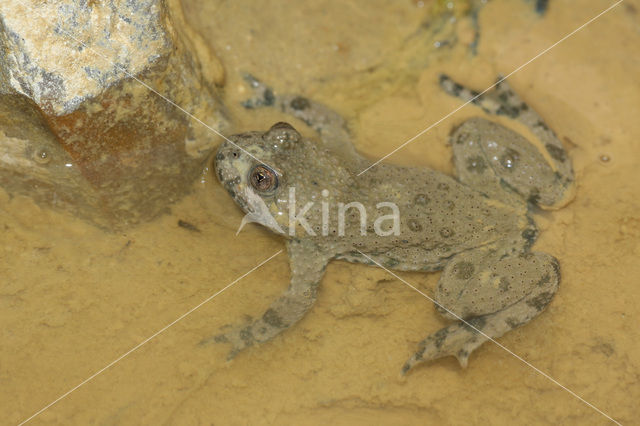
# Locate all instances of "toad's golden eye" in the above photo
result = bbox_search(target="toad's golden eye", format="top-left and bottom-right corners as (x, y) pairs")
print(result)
(249, 165), (278, 192)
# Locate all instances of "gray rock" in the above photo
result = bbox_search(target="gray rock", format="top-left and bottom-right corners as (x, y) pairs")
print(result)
(0, 0), (228, 228)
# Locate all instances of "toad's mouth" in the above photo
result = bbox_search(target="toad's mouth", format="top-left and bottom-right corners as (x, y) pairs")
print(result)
(233, 184), (285, 235)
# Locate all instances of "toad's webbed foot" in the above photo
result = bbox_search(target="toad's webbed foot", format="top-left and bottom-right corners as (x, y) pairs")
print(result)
(205, 307), (301, 360)
(402, 317), (487, 373)
(241, 74), (277, 109)
(206, 322), (256, 361)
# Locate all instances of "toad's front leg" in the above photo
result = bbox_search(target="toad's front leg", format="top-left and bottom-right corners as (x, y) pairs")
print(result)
(203, 240), (331, 359)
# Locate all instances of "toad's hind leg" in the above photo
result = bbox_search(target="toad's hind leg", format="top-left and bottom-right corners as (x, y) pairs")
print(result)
(241, 74), (354, 156)
(403, 250), (559, 373)
(441, 75), (575, 208)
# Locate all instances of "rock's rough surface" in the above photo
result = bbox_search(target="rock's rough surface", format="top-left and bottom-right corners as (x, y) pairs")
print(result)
(0, 0), (227, 228)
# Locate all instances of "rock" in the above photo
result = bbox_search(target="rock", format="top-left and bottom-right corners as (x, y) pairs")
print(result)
(0, 0), (228, 228)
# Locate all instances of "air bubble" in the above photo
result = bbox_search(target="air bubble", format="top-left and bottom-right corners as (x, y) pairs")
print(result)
(500, 149), (520, 170)
(33, 148), (51, 165)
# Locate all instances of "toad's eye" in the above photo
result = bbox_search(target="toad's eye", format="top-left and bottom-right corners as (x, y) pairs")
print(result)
(249, 165), (278, 192)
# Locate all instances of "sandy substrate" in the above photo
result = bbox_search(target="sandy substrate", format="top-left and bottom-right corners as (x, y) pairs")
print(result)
(2, 0), (639, 424)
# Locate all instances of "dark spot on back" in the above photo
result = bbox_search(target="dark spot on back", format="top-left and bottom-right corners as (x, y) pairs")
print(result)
(454, 261), (475, 280)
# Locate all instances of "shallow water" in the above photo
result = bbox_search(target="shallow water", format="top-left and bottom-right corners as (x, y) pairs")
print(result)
(3, 0), (639, 424)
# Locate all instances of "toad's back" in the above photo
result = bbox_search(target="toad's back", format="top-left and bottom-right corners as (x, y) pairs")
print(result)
(338, 162), (533, 270)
